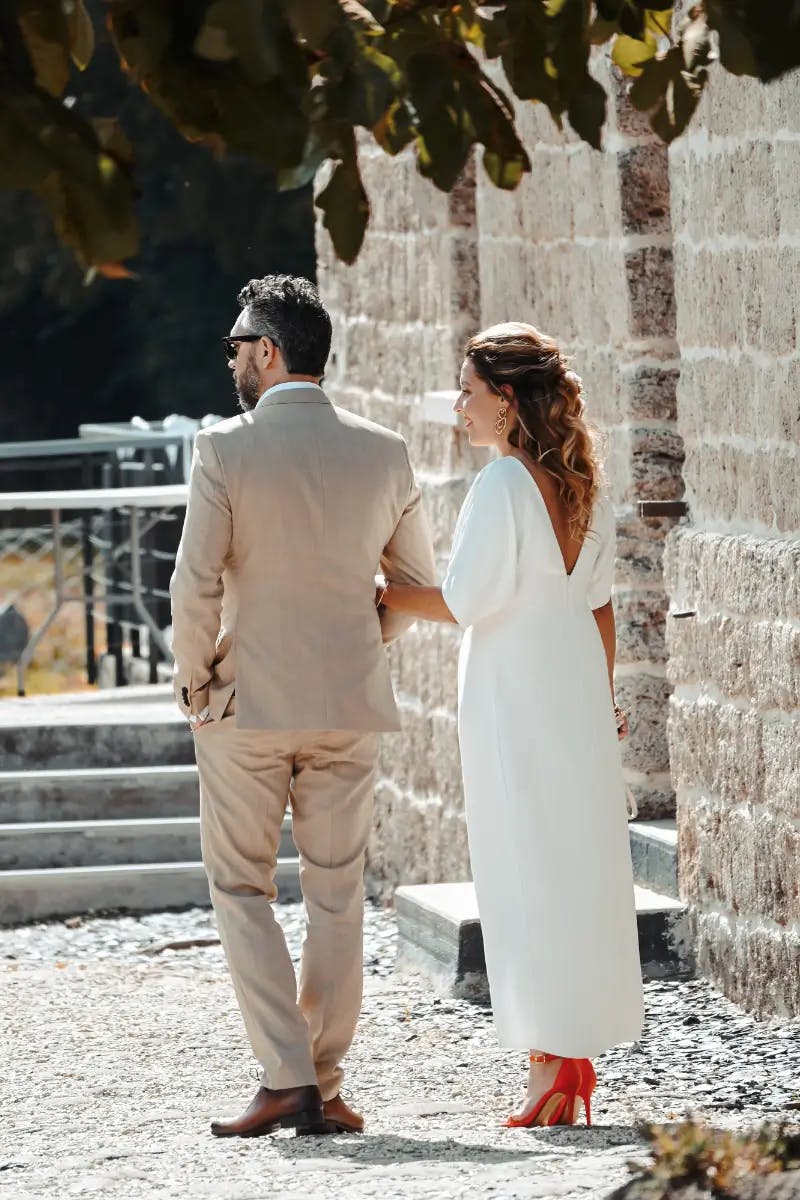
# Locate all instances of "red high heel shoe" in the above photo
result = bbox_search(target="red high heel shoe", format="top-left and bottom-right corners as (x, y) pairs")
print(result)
(505, 1054), (582, 1128)
(559, 1058), (596, 1126)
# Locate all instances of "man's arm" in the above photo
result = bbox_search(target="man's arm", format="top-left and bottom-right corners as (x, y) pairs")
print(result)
(379, 445), (437, 644)
(169, 432), (232, 718)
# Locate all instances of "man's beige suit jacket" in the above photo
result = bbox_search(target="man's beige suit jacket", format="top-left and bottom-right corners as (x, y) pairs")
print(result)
(169, 385), (437, 731)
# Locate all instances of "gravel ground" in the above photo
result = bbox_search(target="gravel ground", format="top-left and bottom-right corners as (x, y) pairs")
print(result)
(3, 903), (799, 1200)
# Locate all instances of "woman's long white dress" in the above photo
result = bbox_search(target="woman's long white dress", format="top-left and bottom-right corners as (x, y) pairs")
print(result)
(442, 455), (644, 1057)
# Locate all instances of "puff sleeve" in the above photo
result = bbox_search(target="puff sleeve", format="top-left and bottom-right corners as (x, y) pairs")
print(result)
(442, 463), (519, 628)
(586, 493), (617, 610)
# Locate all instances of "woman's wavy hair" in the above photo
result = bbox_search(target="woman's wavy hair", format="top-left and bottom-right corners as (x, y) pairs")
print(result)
(465, 323), (604, 539)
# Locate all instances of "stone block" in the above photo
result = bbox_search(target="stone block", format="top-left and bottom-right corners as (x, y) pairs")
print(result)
(627, 778), (675, 821)
(609, 68), (654, 140)
(614, 586), (668, 666)
(678, 791), (800, 926)
(618, 143), (671, 237)
(669, 696), (765, 808)
(580, 348), (625, 429)
(448, 156), (477, 228)
(569, 148), (617, 240)
(629, 425), (685, 501)
(715, 140), (779, 241)
(665, 529), (800, 623)
(343, 316), (455, 398)
(774, 139), (800, 237)
(614, 671), (671, 774)
(622, 363), (679, 422)
(691, 908), (800, 1019)
(624, 246), (676, 340)
(755, 245), (797, 356)
(667, 612), (800, 712)
(616, 512), (670, 586)
(762, 720), (800, 822)
(366, 777), (469, 896)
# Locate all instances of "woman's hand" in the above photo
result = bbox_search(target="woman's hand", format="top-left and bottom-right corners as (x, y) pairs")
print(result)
(614, 703), (629, 741)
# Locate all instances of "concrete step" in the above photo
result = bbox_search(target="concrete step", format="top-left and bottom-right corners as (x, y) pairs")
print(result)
(0, 857), (302, 925)
(629, 819), (678, 899)
(0, 687), (190, 770)
(0, 766), (201, 823)
(0, 815), (295, 870)
(394, 881), (693, 1003)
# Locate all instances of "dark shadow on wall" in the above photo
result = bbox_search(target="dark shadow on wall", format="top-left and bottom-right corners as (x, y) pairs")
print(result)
(0, 5), (315, 444)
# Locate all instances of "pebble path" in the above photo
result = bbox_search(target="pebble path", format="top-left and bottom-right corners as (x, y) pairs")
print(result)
(3, 903), (798, 1199)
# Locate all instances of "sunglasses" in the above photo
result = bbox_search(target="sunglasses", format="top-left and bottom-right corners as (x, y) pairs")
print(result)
(222, 334), (263, 362)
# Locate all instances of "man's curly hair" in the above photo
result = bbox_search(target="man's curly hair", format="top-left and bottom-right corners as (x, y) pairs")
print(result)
(237, 275), (332, 376)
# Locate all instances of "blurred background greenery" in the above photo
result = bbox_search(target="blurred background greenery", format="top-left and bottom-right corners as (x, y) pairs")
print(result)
(0, 2), (315, 444)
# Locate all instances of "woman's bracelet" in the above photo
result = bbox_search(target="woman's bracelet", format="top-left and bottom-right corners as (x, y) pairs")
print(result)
(377, 581), (390, 607)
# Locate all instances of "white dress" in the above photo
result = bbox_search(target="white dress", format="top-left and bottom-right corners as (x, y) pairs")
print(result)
(442, 455), (644, 1056)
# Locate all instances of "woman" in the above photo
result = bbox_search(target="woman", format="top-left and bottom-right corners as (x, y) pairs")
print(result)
(377, 323), (644, 1128)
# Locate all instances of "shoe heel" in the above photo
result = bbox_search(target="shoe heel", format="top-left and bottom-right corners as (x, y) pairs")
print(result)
(282, 1107), (326, 1133)
(583, 1095), (592, 1127)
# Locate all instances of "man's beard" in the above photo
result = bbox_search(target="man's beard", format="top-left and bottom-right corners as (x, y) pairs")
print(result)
(236, 364), (261, 413)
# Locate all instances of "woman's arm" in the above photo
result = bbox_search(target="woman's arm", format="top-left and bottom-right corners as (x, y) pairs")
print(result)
(592, 599), (616, 697)
(592, 599), (629, 740)
(379, 581), (458, 625)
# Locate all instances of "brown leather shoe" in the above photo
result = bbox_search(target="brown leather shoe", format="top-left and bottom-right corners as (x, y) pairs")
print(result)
(322, 1094), (364, 1134)
(211, 1085), (325, 1138)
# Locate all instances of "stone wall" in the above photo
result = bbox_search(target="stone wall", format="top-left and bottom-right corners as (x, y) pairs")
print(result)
(474, 62), (682, 819)
(318, 55), (800, 1018)
(665, 70), (800, 1017)
(317, 144), (487, 891)
(318, 62), (684, 890)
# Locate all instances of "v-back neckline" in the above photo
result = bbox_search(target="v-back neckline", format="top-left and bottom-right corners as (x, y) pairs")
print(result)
(506, 455), (587, 579)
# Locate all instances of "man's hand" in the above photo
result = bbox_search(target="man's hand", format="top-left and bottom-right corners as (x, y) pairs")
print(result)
(188, 706), (213, 733)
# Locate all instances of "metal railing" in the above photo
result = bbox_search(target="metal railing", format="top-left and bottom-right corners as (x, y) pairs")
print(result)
(0, 424), (199, 695)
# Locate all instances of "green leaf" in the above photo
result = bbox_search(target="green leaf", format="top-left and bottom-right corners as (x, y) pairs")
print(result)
(406, 52), (473, 190)
(316, 152), (369, 263)
(567, 71), (606, 148)
(372, 97), (415, 155)
(17, 0), (71, 97)
(0, 83), (138, 265)
(491, 0), (559, 107)
(705, 1), (758, 77)
(66, 0), (95, 71)
(612, 32), (657, 77)
(628, 50), (674, 110)
(277, 129), (328, 190)
(338, 43), (401, 128)
(706, 1), (800, 82)
(482, 146), (525, 190)
(284, 0), (344, 45)
(630, 21), (709, 145)
(589, 16), (618, 45)
(107, 2), (172, 80)
(595, 0), (646, 40)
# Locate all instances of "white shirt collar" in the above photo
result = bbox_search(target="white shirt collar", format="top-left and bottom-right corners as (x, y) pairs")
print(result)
(255, 381), (325, 410)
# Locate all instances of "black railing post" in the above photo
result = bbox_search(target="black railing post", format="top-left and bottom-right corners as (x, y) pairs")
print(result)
(81, 457), (97, 684)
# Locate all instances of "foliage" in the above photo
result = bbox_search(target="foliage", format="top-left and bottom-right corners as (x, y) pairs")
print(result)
(623, 1119), (800, 1196)
(1, 1), (799, 269)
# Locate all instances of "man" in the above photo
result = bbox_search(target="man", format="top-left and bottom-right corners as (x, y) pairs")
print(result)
(169, 275), (436, 1138)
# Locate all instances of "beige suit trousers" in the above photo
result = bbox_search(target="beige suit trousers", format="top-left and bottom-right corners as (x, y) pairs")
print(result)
(194, 708), (378, 1101)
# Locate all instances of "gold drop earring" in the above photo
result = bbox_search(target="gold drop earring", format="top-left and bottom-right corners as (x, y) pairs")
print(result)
(495, 406), (508, 436)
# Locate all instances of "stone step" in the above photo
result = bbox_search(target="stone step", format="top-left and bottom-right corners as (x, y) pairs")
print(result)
(629, 819), (678, 899)
(394, 881), (693, 1002)
(0, 816), (295, 870)
(0, 766), (201, 823)
(0, 857), (302, 925)
(0, 687), (190, 770)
